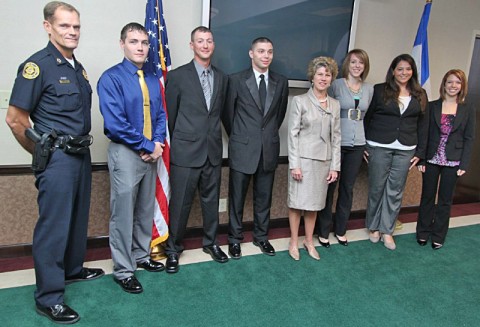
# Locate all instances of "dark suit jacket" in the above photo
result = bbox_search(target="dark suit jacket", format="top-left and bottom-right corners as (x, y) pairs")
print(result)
(424, 99), (476, 170)
(364, 83), (428, 159)
(222, 68), (289, 174)
(165, 60), (227, 168)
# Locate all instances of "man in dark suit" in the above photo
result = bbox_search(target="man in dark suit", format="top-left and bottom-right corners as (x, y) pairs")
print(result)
(164, 26), (228, 273)
(222, 37), (289, 259)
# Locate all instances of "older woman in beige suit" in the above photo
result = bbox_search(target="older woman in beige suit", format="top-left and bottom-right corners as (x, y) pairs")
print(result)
(287, 57), (341, 260)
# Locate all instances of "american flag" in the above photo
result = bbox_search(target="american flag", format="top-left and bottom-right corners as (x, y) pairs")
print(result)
(145, 0), (171, 249)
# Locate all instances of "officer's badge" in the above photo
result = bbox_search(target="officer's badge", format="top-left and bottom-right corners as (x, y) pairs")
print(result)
(22, 62), (40, 79)
(82, 69), (89, 81)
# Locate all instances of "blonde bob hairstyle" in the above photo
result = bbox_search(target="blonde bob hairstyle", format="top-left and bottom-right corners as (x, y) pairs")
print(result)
(307, 56), (338, 82)
(439, 69), (468, 104)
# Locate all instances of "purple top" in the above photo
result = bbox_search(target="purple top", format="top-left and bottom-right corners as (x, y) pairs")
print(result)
(428, 114), (460, 167)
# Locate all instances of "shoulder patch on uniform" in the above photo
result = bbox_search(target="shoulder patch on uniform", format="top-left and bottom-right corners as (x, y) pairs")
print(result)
(82, 69), (89, 81)
(22, 62), (40, 79)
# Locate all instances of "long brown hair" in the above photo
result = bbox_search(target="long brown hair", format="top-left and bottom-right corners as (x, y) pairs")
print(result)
(384, 54), (427, 111)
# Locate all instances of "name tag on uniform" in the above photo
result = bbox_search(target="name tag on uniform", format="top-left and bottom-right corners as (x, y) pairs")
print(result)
(59, 77), (70, 84)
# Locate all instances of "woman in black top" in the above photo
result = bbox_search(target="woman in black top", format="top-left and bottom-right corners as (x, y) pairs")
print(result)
(416, 69), (476, 249)
(363, 54), (428, 250)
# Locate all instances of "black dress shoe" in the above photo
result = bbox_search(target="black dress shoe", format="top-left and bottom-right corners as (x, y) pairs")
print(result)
(137, 259), (165, 272)
(253, 240), (276, 256)
(228, 243), (242, 259)
(335, 234), (348, 246)
(166, 253), (179, 273)
(36, 303), (80, 324)
(203, 244), (229, 263)
(65, 268), (105, 284)
(318, 237), (330, 248)
(417, 239), (428, 246)
(114, 275), (143, 294)
(432, 242), (443, 250)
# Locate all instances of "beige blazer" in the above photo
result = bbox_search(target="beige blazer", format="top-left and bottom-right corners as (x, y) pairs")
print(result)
(288, 88), (341, 171)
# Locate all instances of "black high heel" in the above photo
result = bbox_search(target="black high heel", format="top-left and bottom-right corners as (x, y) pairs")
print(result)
(417, 239), (427, 246)
(432, 242), (443, 250)
(335, 234), (348, 246)
(317, 237), (330, 248)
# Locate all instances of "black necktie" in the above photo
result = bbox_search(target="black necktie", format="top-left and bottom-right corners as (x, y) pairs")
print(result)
(259, 74), (266, 113)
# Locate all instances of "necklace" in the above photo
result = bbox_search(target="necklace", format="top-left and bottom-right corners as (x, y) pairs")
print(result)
(318, 97), (328, 103)
(345, 79), (363, 97)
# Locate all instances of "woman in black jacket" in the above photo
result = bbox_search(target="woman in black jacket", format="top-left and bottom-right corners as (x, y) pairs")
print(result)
(364, 54), (428, 250)
(416, 69), (476, 249)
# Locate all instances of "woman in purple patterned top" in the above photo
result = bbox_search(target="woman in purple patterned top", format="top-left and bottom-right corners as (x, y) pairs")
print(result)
(416, 69), (476, 249)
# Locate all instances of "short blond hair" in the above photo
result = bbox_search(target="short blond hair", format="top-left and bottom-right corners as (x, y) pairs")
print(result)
(307, 57), (338, 82)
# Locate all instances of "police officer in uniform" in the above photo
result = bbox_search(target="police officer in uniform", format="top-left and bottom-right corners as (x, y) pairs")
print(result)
(5, 2), (104, 324)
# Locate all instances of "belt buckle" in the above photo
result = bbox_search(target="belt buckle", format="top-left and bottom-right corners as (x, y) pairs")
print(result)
(348, 109), (361, 121)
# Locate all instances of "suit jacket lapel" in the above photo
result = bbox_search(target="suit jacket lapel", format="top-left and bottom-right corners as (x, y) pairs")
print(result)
(452, 103), (466, 132)
(433, 100), (442, 128)
(246, 72), (262, 113)
(187, 60), (209, 111)
(264, 75), (277, 116)
(210, 67), (220, 111)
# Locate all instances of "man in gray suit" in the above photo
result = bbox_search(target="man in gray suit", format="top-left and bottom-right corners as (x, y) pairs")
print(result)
(164, 26), (228, 273)
(222, 37), (289, 259)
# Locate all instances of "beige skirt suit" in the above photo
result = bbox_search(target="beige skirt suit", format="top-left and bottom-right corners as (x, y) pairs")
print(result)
(287, 88), (341, 211)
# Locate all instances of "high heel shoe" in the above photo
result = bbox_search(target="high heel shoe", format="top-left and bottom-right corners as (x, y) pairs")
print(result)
(317, 236), (330, 248)
(417, 239), (427, 246)
(288, 244), (300, 261)
(335, 234), (348, 246)
(369, 230), (380, 243)
(432, 242), (443, 250)
(381, 234), (396, 250)
(303, 242), (320, 260)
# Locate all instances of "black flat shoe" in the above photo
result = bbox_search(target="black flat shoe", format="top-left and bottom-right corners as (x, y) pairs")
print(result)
(203, 245), (229, 263)
(253, 240), (276, 256)
(114, 275), (143, 294)
(317, 237), (330, 248)
(65, 267), (105, 284)
(432, 242), (443, 250)
(417, 239), (427, 246)
(335, 234), (348, 246)
(137, 259), (165, 272)
(166, 253), (179, 273)
(228, 243), (242, 259)
(36, 303), (80, 324)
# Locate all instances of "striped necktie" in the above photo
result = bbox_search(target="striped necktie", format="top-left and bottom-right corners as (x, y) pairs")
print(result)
(201, 69), (212, 110)
(137, 70), (152, 139)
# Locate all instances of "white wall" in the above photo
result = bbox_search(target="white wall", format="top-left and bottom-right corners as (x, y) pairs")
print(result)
(0, 0), (202, 165)
(1, 0), (479, 165)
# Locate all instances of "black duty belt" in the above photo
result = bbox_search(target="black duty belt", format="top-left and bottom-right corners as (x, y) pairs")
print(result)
(340, 108), (365, 121)
(54, 134), (93, 154)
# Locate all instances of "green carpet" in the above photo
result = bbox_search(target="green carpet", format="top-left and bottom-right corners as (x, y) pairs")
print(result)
(2, 225), (479, 327)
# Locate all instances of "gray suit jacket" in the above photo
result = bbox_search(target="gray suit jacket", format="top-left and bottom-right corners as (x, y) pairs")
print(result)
(166, 60), (227, 167)
(288, 89), (341, 171)
(222, 68), (289, 174)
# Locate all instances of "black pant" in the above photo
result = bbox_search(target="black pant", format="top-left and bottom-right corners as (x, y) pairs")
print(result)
(33, 150), (91, 307)
(316, 146), (364, 238)
(416, 163), (459, 244)
(166, 160), (221, 254)
(228, 162), (275, 244)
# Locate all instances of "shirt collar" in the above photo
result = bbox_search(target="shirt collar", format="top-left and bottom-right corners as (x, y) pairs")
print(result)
(121, 58), (144, 76)
(193, 59), (212, 78)
(252, 68), (269, 83)
(47, 41), (77, 67)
